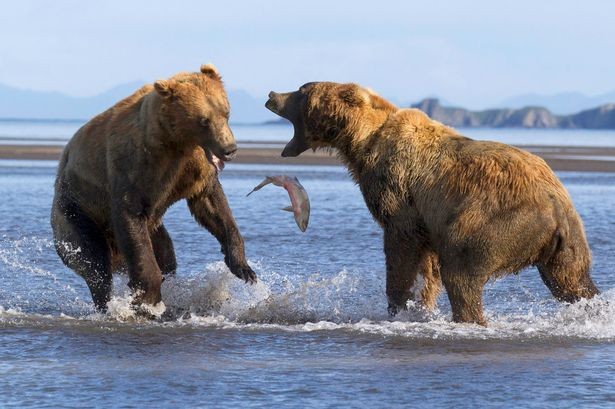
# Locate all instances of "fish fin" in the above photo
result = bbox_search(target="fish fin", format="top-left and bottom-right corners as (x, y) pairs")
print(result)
(281, 206), (294, 212)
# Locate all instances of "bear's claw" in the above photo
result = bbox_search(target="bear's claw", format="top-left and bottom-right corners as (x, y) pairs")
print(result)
(232, 265), (257, 284)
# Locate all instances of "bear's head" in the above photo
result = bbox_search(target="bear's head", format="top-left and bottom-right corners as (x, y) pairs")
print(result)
(265, 82), (396, 157)
(154, 64), (237, 168)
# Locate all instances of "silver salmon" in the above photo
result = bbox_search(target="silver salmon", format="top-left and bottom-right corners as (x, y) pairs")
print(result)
(247, 175), (310, 232)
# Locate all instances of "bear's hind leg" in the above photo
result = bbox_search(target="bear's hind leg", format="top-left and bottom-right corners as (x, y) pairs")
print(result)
(441, 271), (487, 326)
(384, 229), (438, 316)
(52, 201), (112, 312)
(419, 252), (442, 311)
(151, 224), (177, 276)
(537, 228), (598, 303)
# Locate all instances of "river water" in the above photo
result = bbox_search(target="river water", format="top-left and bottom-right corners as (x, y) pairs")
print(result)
(0, 158), (614, 407)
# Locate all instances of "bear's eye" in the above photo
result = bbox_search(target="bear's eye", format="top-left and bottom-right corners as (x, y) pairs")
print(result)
(199, 117), (209, 127)
(325, 127), (338, 139)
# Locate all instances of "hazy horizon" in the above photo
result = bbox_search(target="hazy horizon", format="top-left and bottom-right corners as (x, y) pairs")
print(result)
(2, 78), (615, 110)
(1, 1), (615, 110)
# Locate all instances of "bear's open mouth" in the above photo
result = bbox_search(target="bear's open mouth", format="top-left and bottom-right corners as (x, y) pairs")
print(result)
(205, 147), (237, 174)
(207, 151), (225, 173)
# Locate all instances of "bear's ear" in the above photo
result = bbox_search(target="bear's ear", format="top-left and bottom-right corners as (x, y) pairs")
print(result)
(338, 84), (368, 107)
(200, 63), (221, 81)
(154, 79), (175, 98)
(369, 93), (396, 111)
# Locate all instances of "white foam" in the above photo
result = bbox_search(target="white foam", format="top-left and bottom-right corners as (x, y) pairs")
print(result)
(1, 257), (614, 341)
(100, 263), (615, 340)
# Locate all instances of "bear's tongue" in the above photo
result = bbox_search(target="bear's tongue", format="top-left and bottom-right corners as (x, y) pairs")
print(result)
(210, 154), (225, 173)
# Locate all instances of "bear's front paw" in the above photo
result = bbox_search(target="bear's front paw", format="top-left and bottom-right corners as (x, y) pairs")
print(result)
(231, 265), (257, 284)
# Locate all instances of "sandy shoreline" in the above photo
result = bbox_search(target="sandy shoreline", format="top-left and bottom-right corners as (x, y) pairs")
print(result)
(1, 143), (615, 172)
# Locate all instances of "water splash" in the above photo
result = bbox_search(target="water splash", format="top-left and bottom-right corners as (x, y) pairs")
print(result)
(0, 236), (92, 315)
(81, 264), (615, 340)
(1, 241), (614, 341)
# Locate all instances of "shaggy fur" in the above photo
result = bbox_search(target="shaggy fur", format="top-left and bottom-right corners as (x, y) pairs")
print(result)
(266, 82), (599, 325)
(51, 65), (256, 312)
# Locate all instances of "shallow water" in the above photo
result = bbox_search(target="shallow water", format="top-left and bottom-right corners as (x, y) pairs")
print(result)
(2, 119), (615, 147)
(1, 160), (614, 407)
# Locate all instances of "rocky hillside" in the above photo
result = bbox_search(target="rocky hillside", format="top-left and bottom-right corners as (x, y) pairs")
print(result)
(412, 98), (615, 129)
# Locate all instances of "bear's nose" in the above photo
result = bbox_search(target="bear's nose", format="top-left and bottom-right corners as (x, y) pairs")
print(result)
(265, 92), (283, 115)
(223, 144), (237, 158)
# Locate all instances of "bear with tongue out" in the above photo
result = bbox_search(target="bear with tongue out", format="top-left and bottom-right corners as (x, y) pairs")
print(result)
(51, 64), (256, 313)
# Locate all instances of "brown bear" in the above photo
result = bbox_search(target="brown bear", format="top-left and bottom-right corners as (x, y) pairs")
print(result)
(51, 64), (256, 312)
(265, 81), (599, 325)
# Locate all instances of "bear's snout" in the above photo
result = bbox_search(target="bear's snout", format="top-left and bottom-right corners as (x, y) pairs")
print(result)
(221, 144), (237, 161)
(265, 91), (295, 117)
(265, 92), (281, 114)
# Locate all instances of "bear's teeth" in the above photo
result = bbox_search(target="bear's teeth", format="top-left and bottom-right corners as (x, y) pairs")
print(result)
(210, 154), (224, 172)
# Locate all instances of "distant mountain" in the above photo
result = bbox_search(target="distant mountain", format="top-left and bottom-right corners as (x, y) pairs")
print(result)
(561, 103), (615, 129)
(0, 81), (145, 120)
(3, 81), (615, 128)
(499, 91), (615, 115)
(226, 89), (275, 123)
(413, 98), (615, 129)
(0, 82), (275, 124)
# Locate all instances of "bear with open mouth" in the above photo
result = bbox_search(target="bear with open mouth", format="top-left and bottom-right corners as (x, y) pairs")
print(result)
(266, 81), (599, 325)
(51, 64), (256, 312)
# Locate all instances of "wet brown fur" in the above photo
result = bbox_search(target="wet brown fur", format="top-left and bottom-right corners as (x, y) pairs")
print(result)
(51, 65), (256, 312)
(274, 82), (599, 325)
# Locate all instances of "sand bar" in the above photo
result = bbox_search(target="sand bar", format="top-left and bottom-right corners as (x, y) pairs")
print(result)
(1, 143), (615, 172)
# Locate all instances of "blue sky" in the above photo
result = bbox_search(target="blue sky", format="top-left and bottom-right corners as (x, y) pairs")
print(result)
(1, 0), (614, 108)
